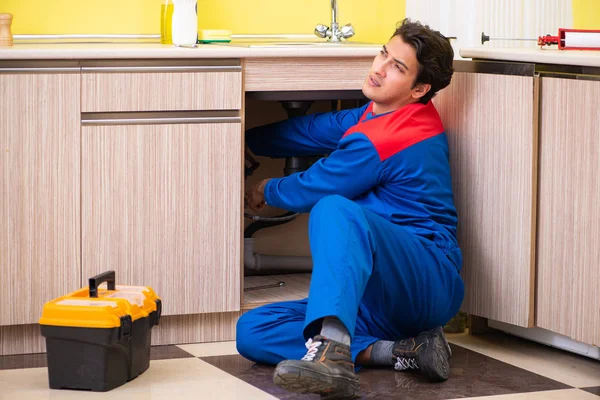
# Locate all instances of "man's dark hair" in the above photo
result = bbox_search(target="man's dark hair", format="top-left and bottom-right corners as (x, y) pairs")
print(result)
(392, 18), (454, 104)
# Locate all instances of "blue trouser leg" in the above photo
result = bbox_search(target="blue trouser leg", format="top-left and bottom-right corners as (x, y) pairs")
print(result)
(237, 195), (464, 365)
(304, 195), (464, 341)
(236, 299), (381, 364)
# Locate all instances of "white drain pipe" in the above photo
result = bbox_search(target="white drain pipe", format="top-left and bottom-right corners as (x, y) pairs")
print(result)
(244, 238), (313, 275)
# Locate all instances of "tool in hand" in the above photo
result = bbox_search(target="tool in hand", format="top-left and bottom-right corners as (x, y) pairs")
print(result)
(244, 281), (286, 292)
(481, 28), (600, 50)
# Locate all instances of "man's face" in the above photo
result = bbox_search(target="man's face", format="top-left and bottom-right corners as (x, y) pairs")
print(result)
(362, 35), (431, 114)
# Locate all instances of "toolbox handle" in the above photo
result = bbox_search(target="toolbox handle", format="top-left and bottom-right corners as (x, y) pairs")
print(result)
(89, 271), (116, 298)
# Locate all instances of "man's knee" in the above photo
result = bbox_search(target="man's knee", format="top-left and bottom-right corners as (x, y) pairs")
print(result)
(310, 195), (361, 222)
(235, 311), (261, 362)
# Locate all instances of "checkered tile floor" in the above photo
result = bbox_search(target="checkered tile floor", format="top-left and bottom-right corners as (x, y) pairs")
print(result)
(2, 332), (599, 399)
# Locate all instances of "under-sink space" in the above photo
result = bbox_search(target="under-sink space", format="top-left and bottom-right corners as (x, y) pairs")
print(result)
(242, 273), (311, 310)
(241, 98), (368, 312)
(240, 99), (326, 312)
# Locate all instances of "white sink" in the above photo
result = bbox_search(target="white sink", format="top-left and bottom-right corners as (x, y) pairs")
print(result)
(209, 40), (381, 48)
(248, 41), (380, 48)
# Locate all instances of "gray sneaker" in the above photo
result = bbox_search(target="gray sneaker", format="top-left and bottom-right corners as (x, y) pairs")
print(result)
(392, 326), (452, 382)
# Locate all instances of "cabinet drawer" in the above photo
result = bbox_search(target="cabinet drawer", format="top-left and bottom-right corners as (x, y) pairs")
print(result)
(82, 60), (242, 112)
(245, 57), (373, 91)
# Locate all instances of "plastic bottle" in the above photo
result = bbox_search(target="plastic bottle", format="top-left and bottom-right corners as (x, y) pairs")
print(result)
(160, 0), (174, 45)
(0, 13), (13, 47)
(171, 0), (198, 46)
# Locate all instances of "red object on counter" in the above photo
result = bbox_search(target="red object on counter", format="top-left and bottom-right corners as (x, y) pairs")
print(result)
(537, 28), (600, 50)
(558, 28), (600, 50)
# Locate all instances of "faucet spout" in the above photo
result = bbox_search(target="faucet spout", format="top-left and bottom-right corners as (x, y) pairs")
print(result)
(331, 0), (338, 25)
(330, 0), (340, 41)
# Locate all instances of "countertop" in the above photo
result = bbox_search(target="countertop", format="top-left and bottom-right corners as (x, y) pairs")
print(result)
(3, 42), (599, 68)
(460, 47), (600, 68)
(0, 42), (381, 60)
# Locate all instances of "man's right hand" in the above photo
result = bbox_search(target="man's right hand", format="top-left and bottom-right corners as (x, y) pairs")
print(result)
(245, 179), (270, 212)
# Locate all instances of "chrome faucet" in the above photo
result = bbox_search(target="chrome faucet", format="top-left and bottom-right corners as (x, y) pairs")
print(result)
(314, 0), (355, 42)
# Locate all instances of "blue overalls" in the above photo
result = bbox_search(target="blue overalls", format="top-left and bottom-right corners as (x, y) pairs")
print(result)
(237, 101), (464, 365)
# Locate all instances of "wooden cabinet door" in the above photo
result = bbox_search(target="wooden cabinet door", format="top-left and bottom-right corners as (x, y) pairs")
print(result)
(82, 122), (242, 316)
(537, 77), (600, 346)
(433, 72), (537, 327)
(0, 68), (81, 325)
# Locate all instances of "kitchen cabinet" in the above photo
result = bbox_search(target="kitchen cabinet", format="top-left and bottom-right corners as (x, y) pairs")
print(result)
(80, 61), (244, 316)
(81, 120), (242, 315)
(433, 70), (537, 328)
(0, 63), (81, 325)
(536, 77), (600, 346)
(1, 46), (599, 354)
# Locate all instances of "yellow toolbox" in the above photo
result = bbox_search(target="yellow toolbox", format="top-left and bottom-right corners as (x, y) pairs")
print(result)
(39, 271), (162, 392)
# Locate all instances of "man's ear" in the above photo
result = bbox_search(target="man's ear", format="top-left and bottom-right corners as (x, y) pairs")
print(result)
(412, 83), (431, 100)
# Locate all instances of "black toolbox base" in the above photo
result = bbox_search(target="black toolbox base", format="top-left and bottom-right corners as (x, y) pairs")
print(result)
(41, 317), (151, 392)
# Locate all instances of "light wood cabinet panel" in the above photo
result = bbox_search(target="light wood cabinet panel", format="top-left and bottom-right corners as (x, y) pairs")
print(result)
(0, 311), (241, 355)
(433, 72), (537, 327)
(0, 71), (80, 325)
(82, 67), (242, 112)
(151, 312), (241, 346)
(0, 323), (46, 356)
(537, 77), (600, 346)
(82, 122), (242, 315)
(245, 58), (373, 91)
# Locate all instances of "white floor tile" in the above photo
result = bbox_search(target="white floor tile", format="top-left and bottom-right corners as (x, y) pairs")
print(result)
(452, 388), (600, 400)
(0, 358), (275, 400)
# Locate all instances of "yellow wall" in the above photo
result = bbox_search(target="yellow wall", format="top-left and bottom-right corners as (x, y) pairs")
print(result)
(572, 0), (600, 29)
(1, 0), (405, 44)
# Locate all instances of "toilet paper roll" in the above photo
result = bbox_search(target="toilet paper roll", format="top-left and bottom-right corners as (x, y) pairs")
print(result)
(564, 32), (600, 49)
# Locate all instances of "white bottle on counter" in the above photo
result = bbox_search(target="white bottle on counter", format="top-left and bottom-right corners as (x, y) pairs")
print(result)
(171, 0), (198, 46)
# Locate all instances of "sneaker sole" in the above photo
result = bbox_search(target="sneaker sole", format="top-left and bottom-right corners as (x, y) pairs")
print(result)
(273, 361), (360, 399)
(417, 326), (452, 382)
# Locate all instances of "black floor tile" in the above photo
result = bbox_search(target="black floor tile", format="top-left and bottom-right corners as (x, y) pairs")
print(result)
(201, 344), (571, 399)
(0, 345), (193, 370)
(150, 345), (195, 360)
(582, 387), (600, 397)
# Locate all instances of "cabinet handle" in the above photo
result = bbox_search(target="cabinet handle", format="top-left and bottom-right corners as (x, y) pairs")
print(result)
(82, 115), (241, 126)
(81, 65), (241, 73)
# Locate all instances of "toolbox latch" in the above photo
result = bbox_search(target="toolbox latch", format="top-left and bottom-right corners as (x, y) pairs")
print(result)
(120, 315), (132, 341)
(154, 299), (162, 326)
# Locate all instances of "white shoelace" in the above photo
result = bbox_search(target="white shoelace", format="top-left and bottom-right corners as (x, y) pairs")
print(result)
(301, 338), (323, 362)
(395, 356), (419, 371)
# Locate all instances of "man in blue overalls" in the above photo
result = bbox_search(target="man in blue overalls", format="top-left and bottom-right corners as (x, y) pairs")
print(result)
(240, 18), (464, 398)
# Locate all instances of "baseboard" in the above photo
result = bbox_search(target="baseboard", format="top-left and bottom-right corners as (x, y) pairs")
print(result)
(0, 324), (46, 356)
(0, 311), (242, 356)
(488, 319), (600, 360)
(151, 311), (242, 346)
